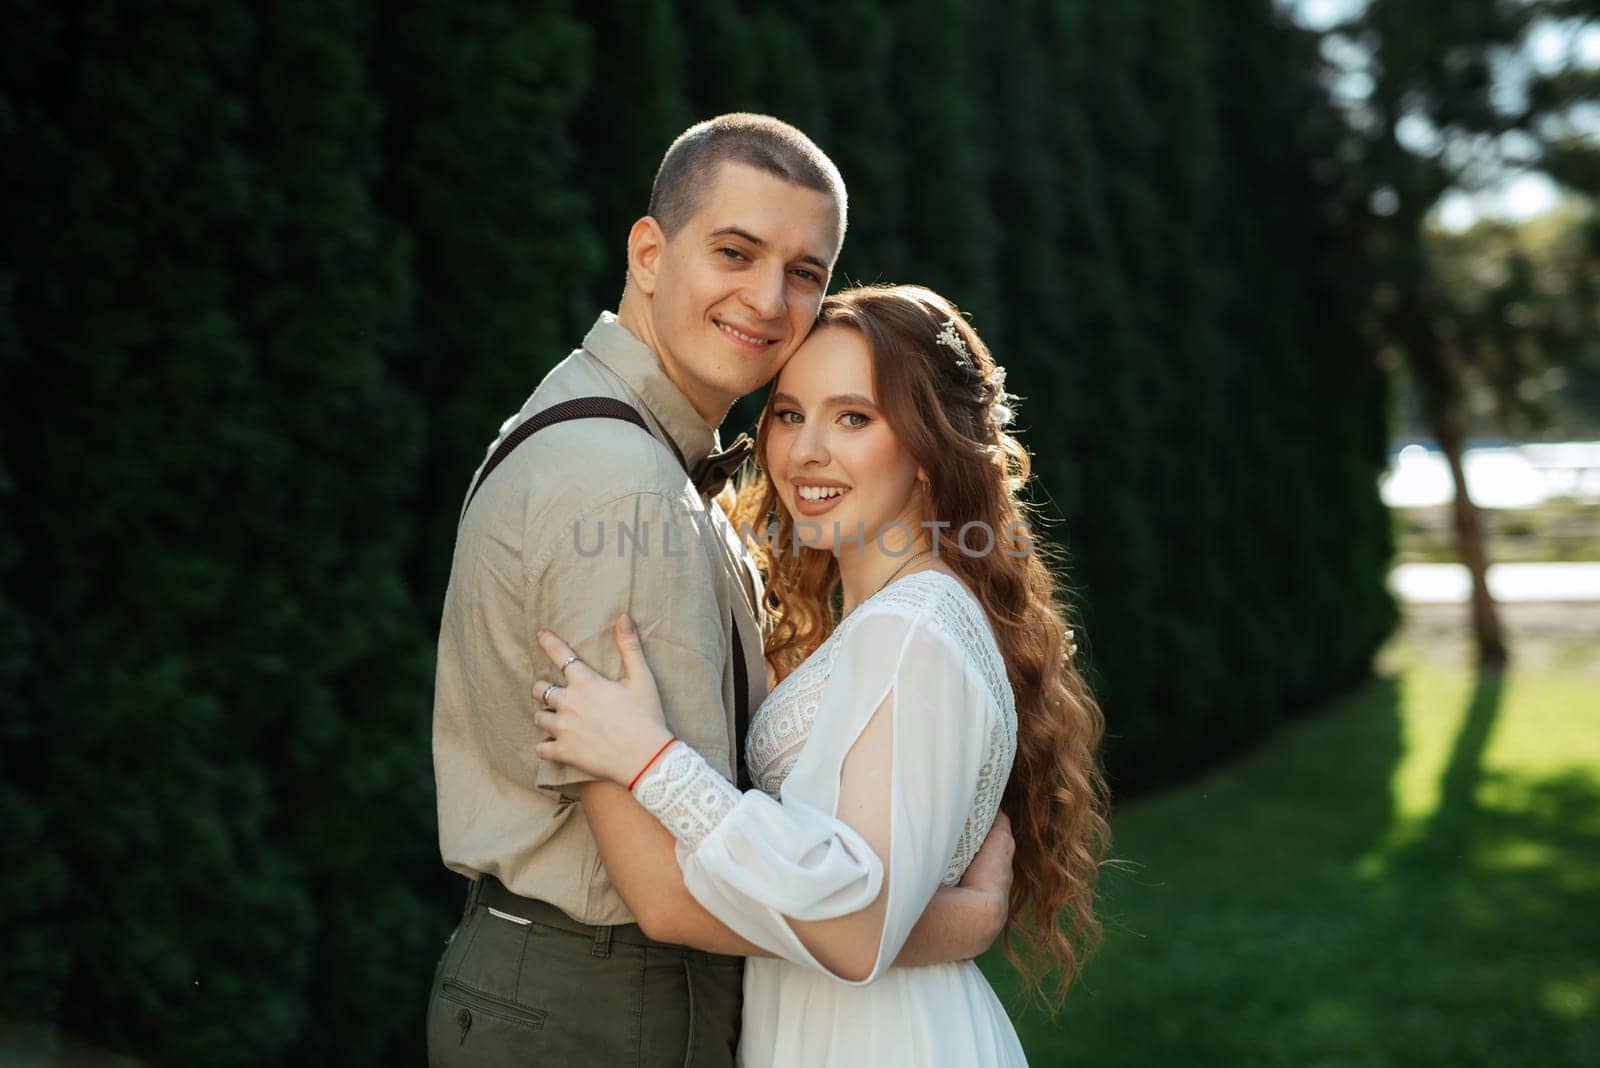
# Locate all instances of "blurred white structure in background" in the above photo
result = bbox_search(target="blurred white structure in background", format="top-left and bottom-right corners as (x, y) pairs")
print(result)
(1389, 561), (1600, 603)
(1381, 441), (1600, 509)
(1383, 441), (1600, 603)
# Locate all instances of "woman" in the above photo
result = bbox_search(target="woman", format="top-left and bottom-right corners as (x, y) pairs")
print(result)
(532, 285), (1109, 1066)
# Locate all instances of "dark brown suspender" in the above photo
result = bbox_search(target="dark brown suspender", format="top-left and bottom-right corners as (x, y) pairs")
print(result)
(462, 396), (752, 789)
(462, 397), (652, 515)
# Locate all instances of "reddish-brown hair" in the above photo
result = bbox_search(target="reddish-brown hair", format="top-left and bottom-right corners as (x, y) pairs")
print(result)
(732, 284), (1111, 1005)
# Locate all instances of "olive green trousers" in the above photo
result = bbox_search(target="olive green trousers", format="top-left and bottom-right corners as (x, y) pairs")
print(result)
(426, 876), (744, 1067)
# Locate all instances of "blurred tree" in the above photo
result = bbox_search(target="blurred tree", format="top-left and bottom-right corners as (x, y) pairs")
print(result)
(793, 1), (906, 284)
(0, 0), (1408, 1056)
(674, 0), (760, 119)
(1293, 0), (1600, 664)
(883, 0), (1002, 329)
(371, 3), (599, 624)
(0, 0), (443, 1061)
(1426, 199), (1600, 437)
(568, 0), (690, 318)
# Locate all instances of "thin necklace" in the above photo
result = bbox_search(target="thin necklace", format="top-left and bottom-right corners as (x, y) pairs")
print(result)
(848, 548), (934, 616)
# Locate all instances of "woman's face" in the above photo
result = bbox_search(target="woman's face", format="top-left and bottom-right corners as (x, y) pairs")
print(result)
(764, 325), (925, 555)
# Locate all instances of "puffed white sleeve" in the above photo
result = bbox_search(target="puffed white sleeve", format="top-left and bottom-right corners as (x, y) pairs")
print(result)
(630, 602), (997, 983)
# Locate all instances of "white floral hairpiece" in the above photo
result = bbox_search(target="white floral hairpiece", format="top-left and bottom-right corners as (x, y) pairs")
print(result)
(935, 318), (971, 366)
(989, 365), (1015, 428)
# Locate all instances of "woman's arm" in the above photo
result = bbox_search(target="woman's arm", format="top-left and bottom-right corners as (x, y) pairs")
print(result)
(535, 610), (998, 981)
(778, 688), (893, 979)
(578, 776), (1011, 961)
(577, 777), (769, 954)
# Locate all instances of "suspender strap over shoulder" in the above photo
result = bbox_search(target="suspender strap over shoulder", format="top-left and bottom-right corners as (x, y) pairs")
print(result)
(462, 397), (652, 516)
(461, 395), (752, 790)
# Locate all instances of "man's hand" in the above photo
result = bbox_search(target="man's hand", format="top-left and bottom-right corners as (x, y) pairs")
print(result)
(958, 810), (1015, 954)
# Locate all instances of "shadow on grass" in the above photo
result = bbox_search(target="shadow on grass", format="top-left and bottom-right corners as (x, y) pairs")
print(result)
(1427, 666), (1505, 848)
(987, 669), (1600, 1067)
(983, 675), (1406, 1065)
(1374, 667), (1600, 1064)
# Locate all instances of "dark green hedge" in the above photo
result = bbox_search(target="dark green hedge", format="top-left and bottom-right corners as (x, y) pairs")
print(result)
(0, 0), (1395, 1061)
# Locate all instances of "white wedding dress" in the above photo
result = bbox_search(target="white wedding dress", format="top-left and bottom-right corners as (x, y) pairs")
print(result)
(633, 571), (1028, 1067)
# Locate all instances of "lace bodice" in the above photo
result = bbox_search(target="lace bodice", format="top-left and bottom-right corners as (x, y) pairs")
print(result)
(636, 570), (1016, 895)
(745, 572), (1016, 885)
(630, 568), (1026, 1053)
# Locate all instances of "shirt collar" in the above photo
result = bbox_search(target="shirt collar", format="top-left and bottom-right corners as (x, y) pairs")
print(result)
(582, 311), (719, 468)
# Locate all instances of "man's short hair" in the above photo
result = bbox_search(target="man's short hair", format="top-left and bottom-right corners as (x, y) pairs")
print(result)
(648, 114), (847, 246)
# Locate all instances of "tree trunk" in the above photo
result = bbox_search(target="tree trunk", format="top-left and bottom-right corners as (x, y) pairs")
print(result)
(1392, 285), (1510, 667)
(1433, 414), (1509, 666)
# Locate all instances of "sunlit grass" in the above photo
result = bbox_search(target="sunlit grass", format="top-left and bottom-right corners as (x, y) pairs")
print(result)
(982, 640), (1600, 1066)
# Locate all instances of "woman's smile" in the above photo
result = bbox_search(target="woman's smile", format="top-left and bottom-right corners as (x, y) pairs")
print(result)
(791, 479), (853, 516)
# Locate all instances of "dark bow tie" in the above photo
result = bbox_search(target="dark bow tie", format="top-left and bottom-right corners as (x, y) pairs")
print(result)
(690, 433), (755, 497)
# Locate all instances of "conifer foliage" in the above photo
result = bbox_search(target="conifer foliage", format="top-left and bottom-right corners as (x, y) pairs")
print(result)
(0, 1), (1393, 1061)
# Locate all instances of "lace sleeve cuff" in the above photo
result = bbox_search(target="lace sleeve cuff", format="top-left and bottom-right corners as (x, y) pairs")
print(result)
(630, 741), (741, 852)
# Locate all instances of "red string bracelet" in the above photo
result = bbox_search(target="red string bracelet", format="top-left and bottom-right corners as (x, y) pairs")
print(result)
(627, 736), (678, 792)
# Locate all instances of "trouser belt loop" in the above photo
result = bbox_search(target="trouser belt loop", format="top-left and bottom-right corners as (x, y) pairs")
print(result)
(464, 875), (485, 917)
(591, 921), (613, 959)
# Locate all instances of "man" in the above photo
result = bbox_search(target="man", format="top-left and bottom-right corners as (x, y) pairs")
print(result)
(427, 114), (1012, 1067)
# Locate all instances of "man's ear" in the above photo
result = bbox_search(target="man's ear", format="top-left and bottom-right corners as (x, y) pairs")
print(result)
(627, 216), (666, 296)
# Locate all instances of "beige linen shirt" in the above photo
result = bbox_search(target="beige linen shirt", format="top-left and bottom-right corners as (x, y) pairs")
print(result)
(433, 312), (766, 925)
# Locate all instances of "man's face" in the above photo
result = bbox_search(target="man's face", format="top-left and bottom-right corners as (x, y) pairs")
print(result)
(641, 162), (841, 425)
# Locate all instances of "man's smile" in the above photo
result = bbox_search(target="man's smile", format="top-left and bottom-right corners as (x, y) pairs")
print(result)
(715, 319), (779, 348)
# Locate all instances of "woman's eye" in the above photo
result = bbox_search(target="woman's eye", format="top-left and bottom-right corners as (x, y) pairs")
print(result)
(840, 412), (870, 428)
(774, 409), (802, 425)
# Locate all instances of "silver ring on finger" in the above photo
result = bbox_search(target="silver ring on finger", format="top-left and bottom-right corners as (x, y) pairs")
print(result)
(558, 653), (581, 678)
(539, 681), (560, 708)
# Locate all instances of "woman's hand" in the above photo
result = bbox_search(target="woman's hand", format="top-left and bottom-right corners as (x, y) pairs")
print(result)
(959, 811), (1015, 953)
(532, 615), (675, 787)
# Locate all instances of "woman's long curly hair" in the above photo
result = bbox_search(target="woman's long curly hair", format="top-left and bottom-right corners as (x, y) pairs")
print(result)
(731, 284), (1111, 1005)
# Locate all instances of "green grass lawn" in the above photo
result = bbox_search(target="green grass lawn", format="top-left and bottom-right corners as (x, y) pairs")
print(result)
(981, 640), (1600, 1066)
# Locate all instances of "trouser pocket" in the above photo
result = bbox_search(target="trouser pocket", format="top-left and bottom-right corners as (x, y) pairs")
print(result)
(432, 976), (550, 1060)
(426, 907), (558, 1066)
(425, 896), (744, 1067)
